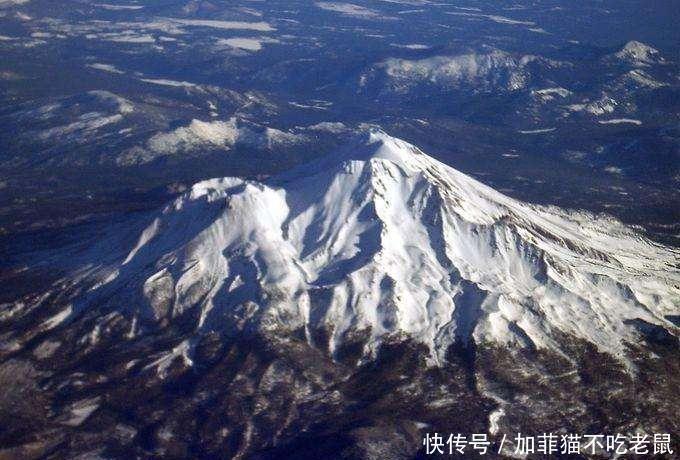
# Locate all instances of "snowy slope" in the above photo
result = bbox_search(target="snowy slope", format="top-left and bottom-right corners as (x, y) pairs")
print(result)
(27, 131), (680, 366)
(360, 50), (564, 95)
(614, 41), (666, 67)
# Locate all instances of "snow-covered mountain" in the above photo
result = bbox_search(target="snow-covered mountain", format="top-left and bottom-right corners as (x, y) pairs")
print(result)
(614, 40), (666, 67)
(116, 117), (308, 166)
(18, 131), (678, 369)
(2, 130), (679, 458)
(359, 50), (564, 96)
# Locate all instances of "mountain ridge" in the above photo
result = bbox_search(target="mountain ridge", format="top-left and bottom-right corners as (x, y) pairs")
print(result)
(1, 130), (678, 459)
(9, 130), (677, 373)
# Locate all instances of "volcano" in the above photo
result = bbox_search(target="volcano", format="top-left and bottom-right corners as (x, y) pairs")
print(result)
(1, 131), (678, 459)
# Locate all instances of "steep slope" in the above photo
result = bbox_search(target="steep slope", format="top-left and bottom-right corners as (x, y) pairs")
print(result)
(1, 131), (679, 458)
(13, 131), (678, 367)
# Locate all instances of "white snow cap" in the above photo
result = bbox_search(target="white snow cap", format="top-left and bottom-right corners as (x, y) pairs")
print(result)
(82, 130), (680, 366)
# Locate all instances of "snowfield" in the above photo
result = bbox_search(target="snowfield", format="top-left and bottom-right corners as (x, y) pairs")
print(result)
(23, 131), (678, 372)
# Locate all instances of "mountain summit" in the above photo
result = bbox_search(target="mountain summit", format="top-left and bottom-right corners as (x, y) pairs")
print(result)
(3, 131), (679, 457)
(614, 40), (666, 67)
(26, 131), (677, 368)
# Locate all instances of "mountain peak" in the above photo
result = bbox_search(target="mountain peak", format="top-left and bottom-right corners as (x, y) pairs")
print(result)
(614, 40), (665, 66)
(18, 133), (680, 370)
(361, 129), (416, 162)
(301, 129), (420, 169)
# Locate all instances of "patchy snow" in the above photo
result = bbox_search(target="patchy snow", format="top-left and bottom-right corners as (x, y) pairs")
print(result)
(567, 96), (617, 116)
(598, 118), (642, 126)
(47, 17), (275, 47)
(85, 30), (156, 44)
(89, 90), (134, 114)
(532, 87), (571, 102)
(144, 339), (194, 379)
(104, 33), (155, 44)
(446, 11), (535, 26)
(518, 128), (556, 134)
(87, 63), (124, 74)
(36, 113), (125, 141)
(289, 100), (332, 110)
(61, 398), (100, 426)
(27, 91), (133, 143)
(488, 407), (505, 435)
(622, 69), (667, 89)
(147, 119), (240, 153)
(315, 2), (394, 20)
(0, 0), (30, 8)
(30, 32), (54, 39)
(94, 3), (144, 10)
(217, 37), (279, 52)
(33, 340), (61, 359)
(375, 50), (541, 93)
(306, 121), (349, 133)
(117, 119), (306, 165)
(40, 305), (73, 331)
(167, 18), (275, 32)
(614, 41), (666, 67)
(140, 78), (197, 87)
(390, 43), (430, 50)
